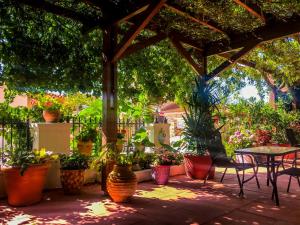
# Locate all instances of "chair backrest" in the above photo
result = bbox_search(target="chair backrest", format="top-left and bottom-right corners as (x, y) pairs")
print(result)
(286, 128), (298, 146)
(208, 131), (227, 160)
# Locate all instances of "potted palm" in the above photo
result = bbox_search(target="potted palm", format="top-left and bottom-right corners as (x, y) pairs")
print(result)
(59, 152), (90, 194)
(76, 126), (98, 155)
(1, 148), (56, 206)
(182, 77), (222, 179)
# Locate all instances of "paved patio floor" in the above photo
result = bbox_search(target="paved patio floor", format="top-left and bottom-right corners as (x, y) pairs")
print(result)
(1, 168), (300, 225)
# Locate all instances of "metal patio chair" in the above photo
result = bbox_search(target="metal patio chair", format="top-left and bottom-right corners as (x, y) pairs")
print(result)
(204, 133), (260, 197)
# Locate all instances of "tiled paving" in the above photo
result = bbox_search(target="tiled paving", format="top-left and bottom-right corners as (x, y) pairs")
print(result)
(1, 168), (300, 225)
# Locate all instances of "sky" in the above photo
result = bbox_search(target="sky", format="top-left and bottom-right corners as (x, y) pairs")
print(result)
(239, 85), (260, 99)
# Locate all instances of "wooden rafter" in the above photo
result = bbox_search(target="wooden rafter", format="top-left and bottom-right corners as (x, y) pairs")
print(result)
(170, 38), (204, 75)
(112, 0), (166, 63)
(17, 0), (103, 27)
(233, 0), (265, 23)
(169, 31), (203, 51)
(165, 3), (226, 35)
(83, 0), (151, 25)
(206, 41), (260, 81)
(206, 15), (300, 56)
(120, 33), (167, 59)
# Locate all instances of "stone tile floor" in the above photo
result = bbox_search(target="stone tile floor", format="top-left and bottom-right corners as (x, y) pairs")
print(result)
(1, 168), (300, 225)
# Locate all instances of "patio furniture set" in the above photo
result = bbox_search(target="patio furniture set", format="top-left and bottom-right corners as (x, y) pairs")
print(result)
(207, 129), (300, 206)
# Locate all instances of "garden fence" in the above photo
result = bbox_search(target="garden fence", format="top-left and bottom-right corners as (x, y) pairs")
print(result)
(0, 117), (144, 165)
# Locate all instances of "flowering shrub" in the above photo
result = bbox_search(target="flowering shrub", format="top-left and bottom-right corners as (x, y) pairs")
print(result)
(32, 95), (62, 112)
(228, 130), (255, 151)
(256, 129), (272, 145)
(153, 147), (183, 166)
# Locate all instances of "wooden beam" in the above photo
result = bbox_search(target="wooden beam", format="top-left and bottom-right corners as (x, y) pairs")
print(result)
(119, 33), (167, 59)
(17, 0), (103, 27)
(112, 0), (166, 63)
(206, 15), (300, 55)
(169, 31), (203, 51)
(83, 0), (151, 25)
(206, 41), (260, 81)
(233, 0), (265, 23)
(165, 3), (226, 35)
(170, 38), (204, 75)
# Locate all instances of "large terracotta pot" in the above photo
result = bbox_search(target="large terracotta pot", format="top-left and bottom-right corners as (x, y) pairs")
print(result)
(77, 140), (93, 155)
(184, 155), (213, 180)
(2, 164), (49, 206)
(151, 165), (170, 185)
(107, 165), (137, 203)
(60, 169), (85, 195)
(43, 110), (60, 123)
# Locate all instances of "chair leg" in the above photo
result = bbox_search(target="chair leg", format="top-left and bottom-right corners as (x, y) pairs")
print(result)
(220, 168), (228, 183)
(235, 169), (244, 197)
(287, 176), (292, 193)
(204, 164), (213, 184)
(253, 167), (260, 189)
(297, 177), (300, 188)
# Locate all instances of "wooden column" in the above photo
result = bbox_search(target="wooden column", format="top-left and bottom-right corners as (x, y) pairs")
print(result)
(101, 25), (118, 194)
(102, 25), (118, 145)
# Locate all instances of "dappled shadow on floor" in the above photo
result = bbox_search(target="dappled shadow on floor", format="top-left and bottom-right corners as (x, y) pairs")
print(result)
(1, 169), (300, 225)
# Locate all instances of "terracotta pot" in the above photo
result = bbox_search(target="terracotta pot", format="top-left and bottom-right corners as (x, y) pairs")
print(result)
(77, 140), (93, 155)
(184, 155), (212, 180)
(43, 110), (60, 123)
(107, 165), (137, 203)
(60, 169), (85, 195)
(2, 164), (49, 206)
(151, 165), (170, 185)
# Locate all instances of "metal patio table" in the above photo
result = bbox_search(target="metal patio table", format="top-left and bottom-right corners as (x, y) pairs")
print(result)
(235, 146), (300, 206)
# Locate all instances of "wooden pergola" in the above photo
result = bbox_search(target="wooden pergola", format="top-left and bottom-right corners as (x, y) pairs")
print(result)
(15, 0), (300, 146)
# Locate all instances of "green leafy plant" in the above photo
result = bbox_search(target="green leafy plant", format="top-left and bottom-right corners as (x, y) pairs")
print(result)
(3, 148), (57, 175)
(76, 126), (98, 142)
(132, 127), (154, 147)
(182, 77), (223, 156)
(59, 152), (90, 170)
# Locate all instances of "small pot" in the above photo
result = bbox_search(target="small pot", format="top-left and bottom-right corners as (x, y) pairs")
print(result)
(2, 164), (49, 206)
(151, 165), (170, 185)
(77, 140), (93, 155)
(107, 165), (137, 203)
(43, 110), (60, 123)
(60, 169), (85, 195)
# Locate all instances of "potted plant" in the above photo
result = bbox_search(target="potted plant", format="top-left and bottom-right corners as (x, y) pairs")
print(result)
(182, 77), (223, 179)
(132, 127), (154, 151)
(1, 148), (55, 206)
(36, 95), (62, 123)
(92, 143), (137, 203)
(59, 152), (90, 194)
(151, 145), (183, 185)
(76, 126), (98, 155)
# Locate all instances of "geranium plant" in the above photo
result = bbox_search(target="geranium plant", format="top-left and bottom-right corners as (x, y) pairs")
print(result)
(60, 152), (90, 170)
(256, 129), (272, 146)
(153, 147), (183, 166)
(35, 95), (62, 112)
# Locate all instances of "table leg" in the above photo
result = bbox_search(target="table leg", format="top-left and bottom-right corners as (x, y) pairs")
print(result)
(266, 156), (270, 186)
(269, 155), (279, 206)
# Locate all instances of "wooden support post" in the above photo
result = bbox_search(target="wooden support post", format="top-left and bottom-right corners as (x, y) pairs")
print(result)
(101, 25), (118, 193)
